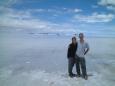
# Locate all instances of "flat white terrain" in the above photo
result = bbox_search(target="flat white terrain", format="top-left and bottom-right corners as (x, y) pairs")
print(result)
(0, 29), (115, 86)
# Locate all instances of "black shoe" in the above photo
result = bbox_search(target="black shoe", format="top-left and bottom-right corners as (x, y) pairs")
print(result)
(83, 75), (88, 80)
(77, 74), (81, 77)
(69, 73), (76, 78)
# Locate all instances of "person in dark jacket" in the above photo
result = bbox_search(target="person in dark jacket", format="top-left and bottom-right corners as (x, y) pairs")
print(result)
(67, 36), (77, 77)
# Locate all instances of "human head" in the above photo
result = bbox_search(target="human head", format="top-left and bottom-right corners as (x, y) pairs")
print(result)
(79, 33), (84, 40)
(72, 36), (77, 44)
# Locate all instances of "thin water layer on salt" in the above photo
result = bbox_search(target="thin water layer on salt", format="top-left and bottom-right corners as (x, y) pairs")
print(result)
(0, 30), (115, 86)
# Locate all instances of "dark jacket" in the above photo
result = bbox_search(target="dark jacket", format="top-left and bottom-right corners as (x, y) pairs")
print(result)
(67, 43), (77, 58)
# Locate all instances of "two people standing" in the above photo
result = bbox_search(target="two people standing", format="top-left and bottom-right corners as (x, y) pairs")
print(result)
(67, 33), (89, 80)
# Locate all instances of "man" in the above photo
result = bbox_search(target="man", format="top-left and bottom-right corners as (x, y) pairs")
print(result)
(67, 37), (77, 77)
(76, 33), (89, 80)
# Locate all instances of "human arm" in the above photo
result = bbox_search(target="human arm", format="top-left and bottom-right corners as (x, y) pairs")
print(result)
(67, 45), (70, 58)
(84, 43), (89, 55)
(84, 48), (89, 55)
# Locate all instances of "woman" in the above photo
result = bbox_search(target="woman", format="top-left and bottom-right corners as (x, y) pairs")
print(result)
(67, 36), (77, 77)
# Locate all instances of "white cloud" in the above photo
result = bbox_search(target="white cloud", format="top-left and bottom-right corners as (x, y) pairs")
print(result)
(107, 5), (115, 11)
(0, 7), (32, 21)
(0, 7), (49, 28)
(0, 0), (17, 7)
(92, 5), (99, 8)
(0, 7), (77, 33)
(74, 12), (115, 23)
(63, 8), (82, 13)
(59, 8), (82, 13)
(74, 8), (82, 13)
(0, 17), (77, 33)
(30, 9), (45, 12)
(0, 13), (50, 29)
(37, 8), (82, 14)
(98, 0), (115, 5)
(98, 0), (115, 11)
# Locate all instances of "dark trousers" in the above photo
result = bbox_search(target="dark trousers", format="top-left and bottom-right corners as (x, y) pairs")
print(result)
(68, 58), (75, 75)
(75, 56), (87, 77)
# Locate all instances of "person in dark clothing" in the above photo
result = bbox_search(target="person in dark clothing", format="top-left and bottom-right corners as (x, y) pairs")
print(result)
(67, 37), (78, 77)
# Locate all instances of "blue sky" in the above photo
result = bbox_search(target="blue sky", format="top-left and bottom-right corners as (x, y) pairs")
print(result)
(0, 0), (115, 37)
